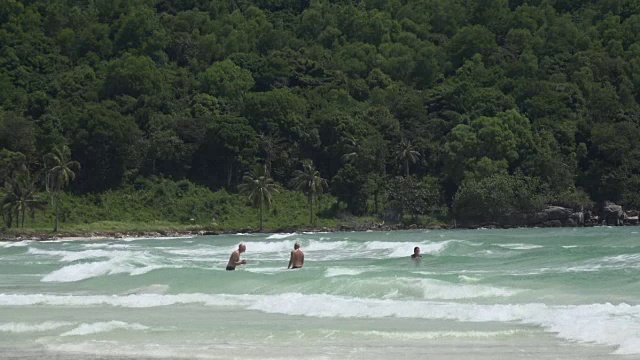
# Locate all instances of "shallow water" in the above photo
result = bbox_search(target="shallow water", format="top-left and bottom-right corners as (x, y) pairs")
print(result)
(1, 228), (639, 359)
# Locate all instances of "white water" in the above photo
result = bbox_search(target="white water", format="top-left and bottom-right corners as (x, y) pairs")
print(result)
(1, 228), (639, 359)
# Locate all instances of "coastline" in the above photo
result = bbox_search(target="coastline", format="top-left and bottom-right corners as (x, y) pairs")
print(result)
(0, 221), (450, 242)
(4, 220), (640, 242)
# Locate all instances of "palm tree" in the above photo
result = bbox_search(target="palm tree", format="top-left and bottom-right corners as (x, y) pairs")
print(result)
(258, 133), (284, 176)
(394, 138), (420, 177)
(340, 137), (361, 165)
(291, 160), (328, 226)
(43, 145), (80, 232)
(1, 169), (43, 228)
(1, 179), (19, 228)
(238, 164), (279, 231)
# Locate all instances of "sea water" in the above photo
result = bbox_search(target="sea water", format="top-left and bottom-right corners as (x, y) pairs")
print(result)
(1, 228), (639, 359)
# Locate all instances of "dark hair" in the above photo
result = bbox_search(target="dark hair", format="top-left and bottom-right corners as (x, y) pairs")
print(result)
(414, 246), (420, 252)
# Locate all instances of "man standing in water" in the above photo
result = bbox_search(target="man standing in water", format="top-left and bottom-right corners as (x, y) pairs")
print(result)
(288, 242), (304, 269)
(226, 243), (247, 271)
(411, 246), (422, 261)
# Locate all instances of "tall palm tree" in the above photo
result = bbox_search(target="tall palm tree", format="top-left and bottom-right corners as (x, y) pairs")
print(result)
(258, 133), (284, 176)
(1, 179), (19, 228)
(238, 164), (279, 231)
(1, 169), (43, 228)
(43, 145), (80, 232)
(394, 138), (420, 177)
(340, 137), (362, 165)
(291, 160), (328, 226)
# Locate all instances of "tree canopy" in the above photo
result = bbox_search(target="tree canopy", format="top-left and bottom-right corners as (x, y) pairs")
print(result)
(2, 0), (640, 225)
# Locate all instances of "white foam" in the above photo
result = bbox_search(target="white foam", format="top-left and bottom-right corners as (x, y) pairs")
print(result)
(1, 292), (639, 353)
(0, 321), (74, 333)
(364, 240), (452, 258)
(60, 321), (148, 336)
(458, 275), (481, 282)
(265, 233), (297, 239)
(40, 251), (172, 282)
(123, 284), (170, 295)
(244, 267), (287, 274)
(0, 293), (251, 308)
(245, 293), (640, 354)
(305, 240), (350, 252)
(41, 341), (230, 360)
(325, 267), (369, 277)
(81, 243), (133, 249)
(1, 240), (32, 247)
(495, 243), (543, 250)
(350, 329), (529, 340)
(43, 260), (131, 282)
(425, 279), (518, 299)
(28, 248), (125, 262)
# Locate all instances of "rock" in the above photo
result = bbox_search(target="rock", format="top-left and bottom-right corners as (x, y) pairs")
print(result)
(544, 206), (573, 221)
(570, 212), (584, 226)
(602, 202), (624, 226)
(543, 220), (563, 227)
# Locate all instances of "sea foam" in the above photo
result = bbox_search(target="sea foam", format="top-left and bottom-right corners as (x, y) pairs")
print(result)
(2, 292), (638, 354)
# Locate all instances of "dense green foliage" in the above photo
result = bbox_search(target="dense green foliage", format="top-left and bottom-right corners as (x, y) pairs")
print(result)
(3, 177), (340, 232)
(2, 0), (640, 229)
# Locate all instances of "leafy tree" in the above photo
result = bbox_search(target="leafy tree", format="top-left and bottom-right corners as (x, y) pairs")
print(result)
(393, 138), (420, 177)
(0, 149), (26, 186)
(291, 159), (328, 225)
(43, 145), (80, 232)
(453, 173), (546, 223)
(238, 164), (279, 231)
(199, 59), (254, 100)
(386, 175), (440, 222)
(330, 164), (368, 215)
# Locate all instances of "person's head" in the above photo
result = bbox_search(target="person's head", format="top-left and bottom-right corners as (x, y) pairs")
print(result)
(414, 246), (421, 255)
(294, 242), (300, 250)
(239, 243), (246, 253)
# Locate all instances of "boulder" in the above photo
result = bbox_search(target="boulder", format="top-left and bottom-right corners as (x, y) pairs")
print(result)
(544, 206), (573, 221)
(543, 220), (563, 227)
(602, 202), (624, 226)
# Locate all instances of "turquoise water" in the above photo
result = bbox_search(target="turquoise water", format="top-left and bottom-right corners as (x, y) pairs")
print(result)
(1, 228), (639, 359)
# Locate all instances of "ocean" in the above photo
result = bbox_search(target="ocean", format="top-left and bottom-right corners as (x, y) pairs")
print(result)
(1, 227), (639, 359)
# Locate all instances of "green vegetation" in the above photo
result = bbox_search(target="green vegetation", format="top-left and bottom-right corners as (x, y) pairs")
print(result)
(2, 178), (340, 235)
(2, 0), (640, 234)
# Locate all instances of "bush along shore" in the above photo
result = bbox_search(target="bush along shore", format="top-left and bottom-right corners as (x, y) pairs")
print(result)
(2, 201), (638, 242)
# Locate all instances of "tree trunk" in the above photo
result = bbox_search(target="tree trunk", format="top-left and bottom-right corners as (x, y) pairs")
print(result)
(309, 194), (313, 225)
(227, 163), (233, 187)
(21, 206), (25, 228)
(404, 158), (409, 177)
(259, 198), (263, 231)
(374, 190), (379, 214)
(54, 193), (60, 233)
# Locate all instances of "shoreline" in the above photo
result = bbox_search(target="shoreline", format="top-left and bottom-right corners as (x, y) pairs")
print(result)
(3, 220), (640, 242)
(0, 222), (449, 242)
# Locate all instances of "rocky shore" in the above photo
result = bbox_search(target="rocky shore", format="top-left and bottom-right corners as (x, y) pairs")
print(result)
(2, 201), (638, 241)
(460, 201), (639, 229)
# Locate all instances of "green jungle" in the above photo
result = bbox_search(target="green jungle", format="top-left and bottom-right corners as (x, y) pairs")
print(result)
(1, 0), (640, 236)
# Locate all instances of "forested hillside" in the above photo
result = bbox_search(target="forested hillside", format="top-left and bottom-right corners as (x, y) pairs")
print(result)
(2, 0), (640, 227)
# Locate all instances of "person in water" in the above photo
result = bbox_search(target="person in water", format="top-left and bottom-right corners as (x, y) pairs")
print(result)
(288, 242), (304, 269)
(226, 243), (247, 270)
(411, 246), (422, 260)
